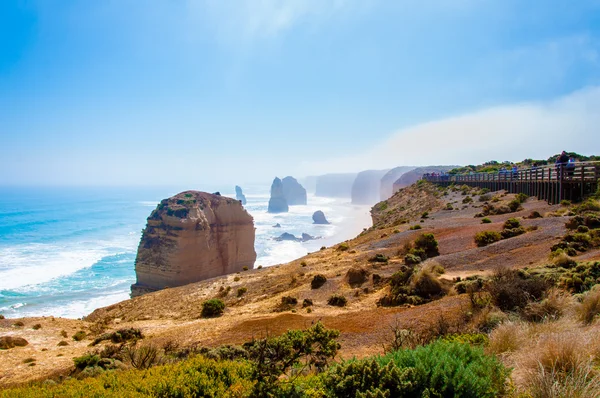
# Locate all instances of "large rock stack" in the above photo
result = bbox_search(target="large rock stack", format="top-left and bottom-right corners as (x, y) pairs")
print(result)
(130, 191), (256, 297)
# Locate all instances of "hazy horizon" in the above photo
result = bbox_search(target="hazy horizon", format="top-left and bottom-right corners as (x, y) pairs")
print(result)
(2, 1), (600, 187)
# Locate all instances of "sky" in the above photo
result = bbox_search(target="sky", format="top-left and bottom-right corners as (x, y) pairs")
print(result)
(1, 0), (599, 186)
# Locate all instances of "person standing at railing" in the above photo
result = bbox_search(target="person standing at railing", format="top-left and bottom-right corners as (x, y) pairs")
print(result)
(511, 165), (518, 178)
(555, 151), (569, 179)
(567, 157), (576, 178)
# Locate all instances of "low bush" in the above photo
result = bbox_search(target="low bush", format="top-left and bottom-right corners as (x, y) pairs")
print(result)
(280, 296), (297, 307)
(481, 217), (492, 224)
(501, 226), (526, 239)
(302, 298), (313, 308)
(337, 242), (349, 251)
(474, 231), (502, 247)
(515, 192), (529, 203)
(325, 341), (508, 398)
(236, 287), (247, 297)
(462, 196), (473, 204)
(92, 328), (143, 346)
(522, 288), (570, 322)
(503, 218), (521, 229)
(528, 210), (543, 219)
(311, 274), (327, 289)
(72, 331), (87, 342)
(201, 299), (225, 318)
(404, 253), (421, 265)
(479, 194), (492, 202)
(409, 224), (422, 230)
(410, 268), (447, 300)
(327, 295), (347, 307)
(368, 253), (389, 263)
(413, 233), (439, 258)
(486, 268), (548, 311)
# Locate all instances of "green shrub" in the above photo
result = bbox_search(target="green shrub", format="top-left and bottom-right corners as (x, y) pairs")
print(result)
(72, 331), (87, 341)
(561, 199), (571, 207)
(421, 211), (429, 219)
(92, 328), (143, 346)
(324, 341), (508, 398)
(474, 231), (502, 247)
(481, 217), (492, 224)
(445, 203), (453, 210)
(503, 218), (521, 229)
(404, 253), (421, 265)
(414, 233), (439, 258)
(559, 261), (600, 293)
(236, 287), (247, 297)
(280, 296), (297, 306)
(500, 226), (526, 239)
(368, 253), (389, 263)
(201, 299), (225, 318)
(327, 295), (347, 307)
(528, 211), (543, 219)
(411, 268), (447, 300)
(302, 299), (313, 308)
(73, 354), (100, 370)
(462, 196), (473, 204)
(479, 194), (492, 202)
(311, 274), (327, 289)
(409, 224), (422, 230)
(507, 199), (522, 212)
(515, 193), (529, 203)
(337, 243), (349, 251)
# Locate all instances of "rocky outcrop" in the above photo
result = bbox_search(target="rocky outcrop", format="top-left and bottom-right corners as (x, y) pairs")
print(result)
(274, 232), (318, 242)
(312, 210), (330, 224)
(392, 166), (456, 193)
(380, 166), (414, 200)
(351, 169), (390, 205)
(130, 191), (256, 297)
(281, 176), (307, 205)
(235, 186), (247, 205)
(315, 173), (357, 198)
(268, 178), (289, 213)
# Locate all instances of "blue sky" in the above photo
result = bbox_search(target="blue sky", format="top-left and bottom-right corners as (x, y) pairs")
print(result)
(1, 0), (599, 186)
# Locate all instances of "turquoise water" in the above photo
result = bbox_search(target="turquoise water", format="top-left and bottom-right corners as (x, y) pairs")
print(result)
(0, 186), (370, 318)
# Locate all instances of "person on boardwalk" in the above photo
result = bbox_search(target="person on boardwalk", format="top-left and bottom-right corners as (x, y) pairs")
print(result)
(566, 157), (576, 178)
(555, 151), (569, 178)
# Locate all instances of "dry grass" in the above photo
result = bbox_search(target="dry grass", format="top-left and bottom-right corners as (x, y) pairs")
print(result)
(576, 286), (600, 324)
(522, 288), (572, 322)
(498, 316), (600, 398)
(487, 321), (528, 355)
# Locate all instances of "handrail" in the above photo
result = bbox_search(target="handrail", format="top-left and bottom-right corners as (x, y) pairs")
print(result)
(423, 160), (600, 183)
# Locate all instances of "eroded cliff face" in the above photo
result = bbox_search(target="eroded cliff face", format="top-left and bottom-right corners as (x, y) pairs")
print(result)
(380, 166), (414, 201)
(131, 191), (256, 297)
(392, 166), (456, 193)
(351, 169), (390, 205)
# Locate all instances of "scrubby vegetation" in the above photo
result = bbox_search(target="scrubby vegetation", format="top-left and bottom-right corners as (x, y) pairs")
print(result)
(201, 299), (225, 318)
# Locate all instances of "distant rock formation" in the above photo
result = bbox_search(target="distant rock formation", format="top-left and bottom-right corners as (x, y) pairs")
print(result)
(268, 178), (289, 213)
(235, 185), (247, 205)
(315, 173), (357, 198)
(274, 232), (318, 242)
(130, 191), (256, 297)
(351, 169), (390, 205)
(281, 176), (307, 205)
(273, 223), (281, 228)
(312, 210), (330, 224)
(301, 176), (318, 194)
(392, 166), (457, 194)
(380, 166), (414, 200)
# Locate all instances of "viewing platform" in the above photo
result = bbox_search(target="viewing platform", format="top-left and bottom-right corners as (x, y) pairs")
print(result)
(423, 161), (600, 205)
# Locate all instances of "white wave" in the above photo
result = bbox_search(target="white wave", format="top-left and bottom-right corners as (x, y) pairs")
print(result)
(0, 235), (139, 291)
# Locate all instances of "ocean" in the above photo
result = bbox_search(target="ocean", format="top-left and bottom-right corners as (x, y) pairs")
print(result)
(0, 185), (371, 319)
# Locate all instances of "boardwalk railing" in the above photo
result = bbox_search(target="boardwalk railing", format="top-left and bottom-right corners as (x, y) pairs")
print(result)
(423, 161), (600, 204)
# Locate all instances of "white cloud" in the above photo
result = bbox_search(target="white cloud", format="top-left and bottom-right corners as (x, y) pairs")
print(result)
(194, 0), (352, 42)
(300, 86), (600, 174)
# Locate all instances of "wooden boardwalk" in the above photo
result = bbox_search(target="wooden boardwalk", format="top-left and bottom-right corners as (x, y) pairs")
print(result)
(423, 161), (600, 204)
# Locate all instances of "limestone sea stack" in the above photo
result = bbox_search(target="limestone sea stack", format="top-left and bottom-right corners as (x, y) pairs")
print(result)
(235, 185), (247, 205)
(281, 176), (307, 205)
(268, 177), (289, 213)
(312, 210), (330, 224)
(130, 191), (256, 297)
